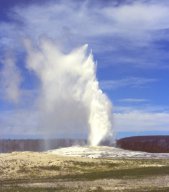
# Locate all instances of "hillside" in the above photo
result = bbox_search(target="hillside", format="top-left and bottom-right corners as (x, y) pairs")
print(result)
(0, 139), (87, 153)
(117, 136), (169, 153)
(1, 136), (169, 153)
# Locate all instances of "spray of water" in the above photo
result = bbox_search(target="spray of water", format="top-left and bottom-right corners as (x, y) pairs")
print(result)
(25, 38), (113, 146)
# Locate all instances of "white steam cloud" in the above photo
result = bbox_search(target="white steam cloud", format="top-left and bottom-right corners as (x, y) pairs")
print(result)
(24, 39), (113, 146)
(0, 54), (21, 103)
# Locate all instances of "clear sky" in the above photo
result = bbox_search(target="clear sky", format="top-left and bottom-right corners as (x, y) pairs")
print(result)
(0, 0), (169, 139)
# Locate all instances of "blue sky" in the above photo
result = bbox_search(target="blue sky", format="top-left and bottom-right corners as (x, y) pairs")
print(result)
(0, 0), (169, 139)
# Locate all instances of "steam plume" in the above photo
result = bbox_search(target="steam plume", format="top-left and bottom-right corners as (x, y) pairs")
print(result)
(25, 39), (113, 146)
(1, 54), (21, 103)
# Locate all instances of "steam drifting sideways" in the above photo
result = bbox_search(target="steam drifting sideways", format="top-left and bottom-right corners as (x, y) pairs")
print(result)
(25, 39), (113, 146)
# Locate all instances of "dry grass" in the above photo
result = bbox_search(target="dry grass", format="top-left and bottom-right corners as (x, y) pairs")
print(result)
(1, 152), (169, 191)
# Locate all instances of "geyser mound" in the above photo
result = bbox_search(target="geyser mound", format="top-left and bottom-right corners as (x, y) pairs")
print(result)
(48, 146), (169, 159)
(25, 39), (113, 146)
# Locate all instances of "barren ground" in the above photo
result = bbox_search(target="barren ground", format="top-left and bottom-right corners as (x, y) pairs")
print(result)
(1, 151), (169, 191)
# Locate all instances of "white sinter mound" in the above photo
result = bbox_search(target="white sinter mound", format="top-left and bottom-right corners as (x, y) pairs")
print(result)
(47, 146), (169, 159)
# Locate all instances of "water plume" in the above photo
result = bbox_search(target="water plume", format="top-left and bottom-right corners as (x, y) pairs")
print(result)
(25, 38), (113, 146)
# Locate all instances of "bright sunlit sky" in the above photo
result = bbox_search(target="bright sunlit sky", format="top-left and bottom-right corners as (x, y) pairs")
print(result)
(0, 0), (169, 139)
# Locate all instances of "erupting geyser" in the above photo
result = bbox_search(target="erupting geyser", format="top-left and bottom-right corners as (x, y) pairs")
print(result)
(25, 39), (113, 146)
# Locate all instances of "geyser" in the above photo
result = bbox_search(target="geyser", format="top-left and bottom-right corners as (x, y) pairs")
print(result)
(25, 39), (113, 146)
